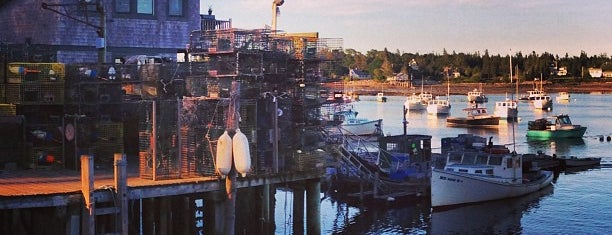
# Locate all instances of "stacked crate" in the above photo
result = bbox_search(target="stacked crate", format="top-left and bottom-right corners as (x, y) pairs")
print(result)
(6, 63), (65, 105)
(5, 63), (66, 169)
(138, 100), (181, 180)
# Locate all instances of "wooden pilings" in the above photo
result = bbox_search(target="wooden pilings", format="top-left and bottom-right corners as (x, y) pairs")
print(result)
(292, 184), (305, 234)
(80, 154), (128, 235)
(306, 179), (321, 235)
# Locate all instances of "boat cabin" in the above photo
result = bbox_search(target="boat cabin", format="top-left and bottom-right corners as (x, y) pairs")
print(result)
(444, 151), (523, 182)
(532, 95), (551, 102)
(495, 100), (517, 109)
(523, 89), (546, 100)
(463, 106), (490, 117)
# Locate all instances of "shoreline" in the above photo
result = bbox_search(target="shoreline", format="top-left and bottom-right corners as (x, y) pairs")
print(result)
(334, 81), (612, 96)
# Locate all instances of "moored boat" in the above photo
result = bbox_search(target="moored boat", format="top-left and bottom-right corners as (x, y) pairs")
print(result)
(446, 104), (499, 127)
(526, 114), (587, 139)
(427, 98), (451, 115)
(532, 94), (553, 110)
(556, 92), (570, 101)
(404, 93), (427, 111)
(333, 109), (383, 136)
(494, 98), (518, 120)
(376, 92), (387, 102)
(340, 118), (383, 136)
(519, 89), (546, 101)
(559, 156), (601, 168)
(431, 137), (554, 207)
(467, 88), (488, 103)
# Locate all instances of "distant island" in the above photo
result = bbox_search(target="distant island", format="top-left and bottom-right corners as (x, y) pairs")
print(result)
(333, 80), (612, 97)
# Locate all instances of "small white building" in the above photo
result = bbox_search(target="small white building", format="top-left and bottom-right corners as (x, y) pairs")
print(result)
(557, 67), (568, 76)
(588, 68), (603, 78)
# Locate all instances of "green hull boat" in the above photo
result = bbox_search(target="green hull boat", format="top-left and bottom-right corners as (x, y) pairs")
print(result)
(526, 126), (587, 139)
(526, 114), (586, 139)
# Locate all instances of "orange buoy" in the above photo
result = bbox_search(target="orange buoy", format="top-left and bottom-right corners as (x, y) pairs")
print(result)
(215, 130), (233, 178)
(232, 129), (251, 177)
(46, 155), (55, 163)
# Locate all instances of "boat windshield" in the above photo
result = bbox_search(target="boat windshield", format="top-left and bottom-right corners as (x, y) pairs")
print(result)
(476, 154), (488, 164)
(462, 152), (477, 164)
(557, 116), (572, 125)
(488, 156), (502, 165)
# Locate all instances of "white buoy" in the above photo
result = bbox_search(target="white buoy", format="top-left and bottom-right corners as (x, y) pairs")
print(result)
(215, 130), (232, 178)
(232, 129), (251, 177)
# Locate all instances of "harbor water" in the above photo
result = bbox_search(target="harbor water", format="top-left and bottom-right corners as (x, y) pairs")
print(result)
(275, 93), (612, 234)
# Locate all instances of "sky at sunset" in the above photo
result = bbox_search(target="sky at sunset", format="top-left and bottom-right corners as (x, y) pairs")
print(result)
(201, 0), (611, 57)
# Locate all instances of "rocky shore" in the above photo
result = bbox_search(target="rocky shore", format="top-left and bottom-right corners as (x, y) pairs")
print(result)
(336, 81), (612, 97)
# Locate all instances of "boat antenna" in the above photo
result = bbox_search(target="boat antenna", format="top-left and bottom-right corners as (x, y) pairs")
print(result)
(403, 104), (408, 136)
(510, 50), (516, 153)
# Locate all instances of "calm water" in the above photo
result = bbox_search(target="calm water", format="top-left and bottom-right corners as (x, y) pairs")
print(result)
(275, 93), (612, 234)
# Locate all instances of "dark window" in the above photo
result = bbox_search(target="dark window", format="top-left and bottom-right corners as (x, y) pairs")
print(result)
(169, 0), (183, 16)
(115, 0), (130, 13)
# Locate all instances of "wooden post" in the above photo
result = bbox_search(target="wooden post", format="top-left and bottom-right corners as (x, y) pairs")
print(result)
(80, 155), (95, 235)
(212, 191), (226, 234)
(160, 197), (169, 235)
(114, 153), (128, 235)
(306, 179), (321, 235)
(224, 169), (237, 235)
(224, 81), (241, 235)
(177, 97), (182, 179)
(261, 182), (270, 233)
(152, 100), (157, 180)
(292, 184), (305, 234)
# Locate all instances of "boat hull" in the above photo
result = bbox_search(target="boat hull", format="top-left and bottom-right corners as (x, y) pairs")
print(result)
(446, 116), (499, 127)
(340, 119), (383, 136)
(533, 99), (553, 110)
(427, 104), (451, 115)
(562, 157), (601, 167)
(431, 169), (553, 207)
(494, 101), (518, 120)
(494, 107), (518, 120)
(406, 101), (426, 111)
(526, 126), (586, 139)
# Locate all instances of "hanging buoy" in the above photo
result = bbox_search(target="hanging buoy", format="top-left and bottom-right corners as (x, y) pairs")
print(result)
(233, 129), (251, 177)
(215, 130), (232, 178)
(607, 136), (611, 142)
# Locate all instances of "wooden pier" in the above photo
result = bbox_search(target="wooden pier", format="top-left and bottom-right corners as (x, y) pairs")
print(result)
(0, 154), (324, 234)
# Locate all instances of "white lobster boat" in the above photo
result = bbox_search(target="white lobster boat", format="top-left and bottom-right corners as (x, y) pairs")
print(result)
(431, 147), (553, 207)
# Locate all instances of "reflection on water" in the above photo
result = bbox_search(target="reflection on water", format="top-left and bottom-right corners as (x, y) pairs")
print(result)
(526, 138), (586, 156)
(431, 185), (554, 234)
(307, 94), (612, 234)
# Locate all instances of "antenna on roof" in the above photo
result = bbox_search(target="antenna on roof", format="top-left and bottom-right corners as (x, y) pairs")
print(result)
(272, 0), (285, 33)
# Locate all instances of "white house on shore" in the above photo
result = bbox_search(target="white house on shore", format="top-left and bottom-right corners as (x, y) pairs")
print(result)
(588, 68), (603, 78)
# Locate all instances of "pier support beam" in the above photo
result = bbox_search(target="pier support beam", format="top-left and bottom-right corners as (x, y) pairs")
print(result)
(306, 179), (321, 235)
(159, 197), (170, 235)
(212, 191), (226, 234)
(80, 155), (95, 235)
(114, 153), (128, 235)
(224, 170), (237, 235)
(292, 184), (305, 234)
(261, 182), (271, 234)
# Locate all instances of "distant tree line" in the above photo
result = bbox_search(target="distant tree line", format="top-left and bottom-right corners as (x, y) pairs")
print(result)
(337, 48), (612, 83)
